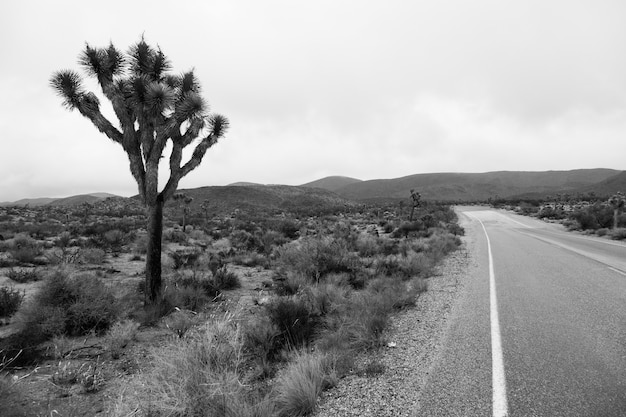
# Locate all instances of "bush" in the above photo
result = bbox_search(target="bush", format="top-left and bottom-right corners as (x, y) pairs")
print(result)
(243, 315), (281, 375)
(106, 319), (140, 358)
(163, 229), (188, 244)
(109, 315), (271, 416)
(266, 296), (318, 350)
(274, 351), (337, 417)
(392, 221), (424, 238)
(0, 286), (24, 317)
(277, 237), (361, 281)
(174, 273), (220, 300)
(6, 268), (41, 283)
(169, 249), (201, 270)
(212, 267), (241, 291)
(609, 227), (626, 240)
(9, 234), (43, 265)
(11, 272), (118, 352)
(163, 284), (211, 312)
(79, 248), (106, 264)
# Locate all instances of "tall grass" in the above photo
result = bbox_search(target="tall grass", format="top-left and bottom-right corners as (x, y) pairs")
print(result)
(274, 351), (337, 417)
(110, 313), (274, 417)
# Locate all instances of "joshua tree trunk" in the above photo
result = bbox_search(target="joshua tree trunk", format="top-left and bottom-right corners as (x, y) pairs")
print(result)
(145, 198), (164, 303)
(614, 208), (619, 230)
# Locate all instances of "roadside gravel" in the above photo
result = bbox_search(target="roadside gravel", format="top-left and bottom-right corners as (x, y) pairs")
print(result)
(315, 233), (474, 417)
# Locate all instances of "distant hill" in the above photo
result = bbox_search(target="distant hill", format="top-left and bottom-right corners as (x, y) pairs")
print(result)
(331, 169), (621, 202)
(0, 197), (57, 207)
(171, 184), (358, 216)
(227, 182), (263, 187)
(48, 194), (111, 207)
(0, 192), (120, 207)
(574, 171), (626, 197)
(301, 176), (362, 192)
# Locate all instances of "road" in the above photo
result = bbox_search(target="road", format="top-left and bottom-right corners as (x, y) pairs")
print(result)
(414, 207), (626, 417)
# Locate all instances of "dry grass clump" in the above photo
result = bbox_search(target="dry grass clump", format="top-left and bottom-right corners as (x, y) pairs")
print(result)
(6, 268), (41, 283)
(2, 271), (118, 364)
(106, 319), (140, 358)
(277, 236), (360, 281)
(274, 351), (337, 417)
(110, 313), (273, 417)
(0, 286), (24, 317)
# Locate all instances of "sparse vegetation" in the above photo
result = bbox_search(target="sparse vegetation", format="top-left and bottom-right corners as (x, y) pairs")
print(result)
(0, 286), (24, 317)
(0, 196), (462, 415)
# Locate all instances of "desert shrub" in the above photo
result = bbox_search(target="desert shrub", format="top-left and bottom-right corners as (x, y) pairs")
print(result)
(0, 286), (24, 317)
(243, 315), (281, 375)
(9, 234), (43, 265)
(106, 320), (140, 358)
(367, 275), (427, 310)
(14, 272), (118, 343)
(163, 283), (210, 312)
(596, 228), (609, 237)
(132, 234), (148, 255)
(51, 360), (105, 393)
(230, 229), (260, 251)
(169, 249), (201, 270)
(609, 227), (626, 240)
(274, 351), (337, 417)
(163, 310), (196, 338)
(175, 273), (218, 298)
(45, 247), (81, 264)
(569, 204), (614, 230)
(266, 296), (319, 350)
(274, 271), (309, 296)
(375, 250), (434, 279)
(259, 230), (288, 254)
(87, 229), (132, 255)
(271, 219), (300, 239)
(163, 229), (188, 244)
(212, 267), (241, 291)
(55, 232), (72, 248)
(6, 268), (41, 283)
(277, 237), (361, 281)
(392, 221), (424, 238)
(354, 233), (380, 257)
(229, 251), (269, 268)
(447, 222), (465, 236)
(109, 315), (270, 417)
(426, 232), (462, 261)
(79, 248), (106, 264)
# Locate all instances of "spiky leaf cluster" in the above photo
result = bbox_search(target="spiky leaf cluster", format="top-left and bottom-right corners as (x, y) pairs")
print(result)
(50, 36), (229, 204)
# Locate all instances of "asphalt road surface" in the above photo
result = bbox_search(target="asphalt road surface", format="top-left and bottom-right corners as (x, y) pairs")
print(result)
(414, 207), (626, 417)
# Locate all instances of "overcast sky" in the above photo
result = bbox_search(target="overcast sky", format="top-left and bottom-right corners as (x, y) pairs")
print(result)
(1, 0), (625, 201)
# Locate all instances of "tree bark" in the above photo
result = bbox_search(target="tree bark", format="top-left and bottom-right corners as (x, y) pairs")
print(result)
(145, 198), (164, 304)
(614, 208), (619, 230)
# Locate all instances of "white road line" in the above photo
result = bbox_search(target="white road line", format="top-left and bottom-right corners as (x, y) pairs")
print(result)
(468, 213), (509, 417)
(608, 267), (626, 277)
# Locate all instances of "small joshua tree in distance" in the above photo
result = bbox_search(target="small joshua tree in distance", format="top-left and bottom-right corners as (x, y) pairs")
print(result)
(608, 191), (625, 229)
(409, 189), (421, 221)
(173, 193), (193, 232)
(50, 37), (229, 304)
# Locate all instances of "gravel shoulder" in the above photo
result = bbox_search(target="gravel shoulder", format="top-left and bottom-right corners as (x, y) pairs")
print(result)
(315, 227), (475, 417)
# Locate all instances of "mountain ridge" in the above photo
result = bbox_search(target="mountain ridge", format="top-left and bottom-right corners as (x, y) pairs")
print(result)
(3, 169), (625, 206)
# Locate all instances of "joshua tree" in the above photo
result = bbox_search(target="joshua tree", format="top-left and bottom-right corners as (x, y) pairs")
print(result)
(200, 199), (211, 223)
(608, 192), (625, 229)
(50, 37), (228, 304)
(173, 193), (193, 232)
(409, 189), (421, 221)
